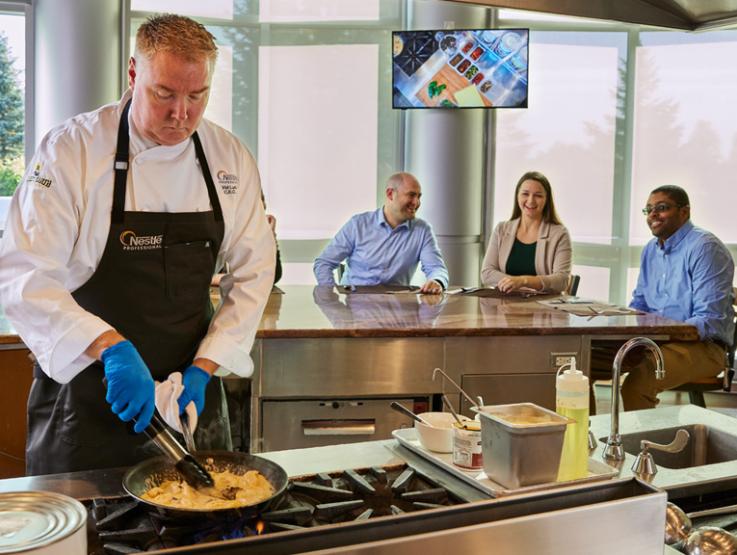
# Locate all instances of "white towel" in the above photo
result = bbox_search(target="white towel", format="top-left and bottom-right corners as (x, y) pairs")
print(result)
(155, 372), (198, 434)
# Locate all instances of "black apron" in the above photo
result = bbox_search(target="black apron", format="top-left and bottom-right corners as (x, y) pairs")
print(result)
(26, 100), (231, 475)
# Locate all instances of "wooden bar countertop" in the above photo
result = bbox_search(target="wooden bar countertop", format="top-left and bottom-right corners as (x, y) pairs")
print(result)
(0, 285), (699, 345)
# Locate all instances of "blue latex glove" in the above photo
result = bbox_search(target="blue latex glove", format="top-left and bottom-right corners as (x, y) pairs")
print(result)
(178, 365), (212, 416)
(101, 340), (156, 433)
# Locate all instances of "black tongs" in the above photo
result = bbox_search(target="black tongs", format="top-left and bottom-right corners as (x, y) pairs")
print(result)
(102, 377), (214, 488)
(144, 412), (215, 489)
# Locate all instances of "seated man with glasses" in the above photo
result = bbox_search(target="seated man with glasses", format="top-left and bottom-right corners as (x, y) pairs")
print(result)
(590, 184), (735, 411)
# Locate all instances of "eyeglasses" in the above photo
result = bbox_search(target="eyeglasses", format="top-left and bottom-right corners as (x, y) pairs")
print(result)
(641, 203), (687, 215)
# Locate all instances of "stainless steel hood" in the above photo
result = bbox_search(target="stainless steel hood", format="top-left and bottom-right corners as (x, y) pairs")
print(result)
(450, 0), (737, 31)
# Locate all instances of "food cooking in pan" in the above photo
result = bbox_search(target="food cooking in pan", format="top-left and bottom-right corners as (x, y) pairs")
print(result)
(142, 464), (275, 510)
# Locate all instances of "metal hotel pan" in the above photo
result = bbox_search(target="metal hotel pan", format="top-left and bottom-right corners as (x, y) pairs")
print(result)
(123, 450), (288, 519)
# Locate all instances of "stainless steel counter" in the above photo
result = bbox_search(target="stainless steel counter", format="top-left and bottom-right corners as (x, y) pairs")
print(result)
(0, 438), (668, 555)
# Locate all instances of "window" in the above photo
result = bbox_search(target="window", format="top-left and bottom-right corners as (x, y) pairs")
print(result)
(493, 17), (737, 301)
(130, 1), (400, 284)
(494, 32), (624, 245)
(125, 4), (737, 295)
(493, 29), (627, 301)
(632, 32), (737, 246)
(0, 9), (26, 227)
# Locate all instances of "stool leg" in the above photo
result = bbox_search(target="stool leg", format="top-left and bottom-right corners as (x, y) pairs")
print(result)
(688, 390), (706, 407)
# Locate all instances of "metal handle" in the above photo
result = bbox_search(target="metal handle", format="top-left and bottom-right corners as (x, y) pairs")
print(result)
(180, 412), (197, 454)
(688, 503), (737, 519)
(102, 376), (188, 463)
(588, 420), (597, 451)
(432, 368), (478, 408)
(632, 429), (690, 477)
(146, 413), (189, 461)
(390, 401), (428, 425)
(302, 420), (376, 436)
(640, 429), (690, 454)
(441, 394), (464, 427)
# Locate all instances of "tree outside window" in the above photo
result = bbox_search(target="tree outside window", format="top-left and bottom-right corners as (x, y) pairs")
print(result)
(0, 31), (24, 197)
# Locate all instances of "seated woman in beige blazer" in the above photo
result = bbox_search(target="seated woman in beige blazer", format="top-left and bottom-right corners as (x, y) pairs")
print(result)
(481, 171), (572, 293)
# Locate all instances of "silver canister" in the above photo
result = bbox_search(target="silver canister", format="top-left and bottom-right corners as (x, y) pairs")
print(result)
(452, 421), (483, 470)
(0, 491), (87, 554)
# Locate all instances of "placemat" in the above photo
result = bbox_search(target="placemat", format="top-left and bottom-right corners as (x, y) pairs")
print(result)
(537, 298), (641, 316)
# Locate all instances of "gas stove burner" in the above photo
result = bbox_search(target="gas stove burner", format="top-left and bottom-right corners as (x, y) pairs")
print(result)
(266, 464), (461, 528)
(86, 464), (465, 554)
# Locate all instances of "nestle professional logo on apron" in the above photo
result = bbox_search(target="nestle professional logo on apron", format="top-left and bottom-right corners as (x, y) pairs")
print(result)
(216, 170), (239, 195)
(119, 230), (164, 251)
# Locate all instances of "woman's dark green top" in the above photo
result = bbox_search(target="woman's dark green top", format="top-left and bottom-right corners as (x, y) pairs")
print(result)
(505, 238), (537, 276)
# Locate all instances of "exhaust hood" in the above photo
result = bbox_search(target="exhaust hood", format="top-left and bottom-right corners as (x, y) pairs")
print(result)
(450, 0), (737, 31)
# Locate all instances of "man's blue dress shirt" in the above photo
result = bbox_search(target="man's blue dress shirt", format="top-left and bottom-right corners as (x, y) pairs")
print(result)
(313, 208), (449, 288)
(631, 220), (735, 346)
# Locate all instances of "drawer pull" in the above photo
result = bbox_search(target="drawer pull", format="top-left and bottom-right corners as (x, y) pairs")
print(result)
(302, 419), (376, 436)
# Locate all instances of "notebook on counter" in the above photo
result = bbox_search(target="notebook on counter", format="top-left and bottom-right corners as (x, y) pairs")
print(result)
(448, 286), (550, 298)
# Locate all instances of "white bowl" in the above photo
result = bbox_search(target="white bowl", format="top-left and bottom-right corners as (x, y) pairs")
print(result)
(414, 412), (470, 453)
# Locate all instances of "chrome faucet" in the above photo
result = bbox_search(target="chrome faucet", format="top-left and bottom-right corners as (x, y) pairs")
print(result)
(603, 337), (665, 461)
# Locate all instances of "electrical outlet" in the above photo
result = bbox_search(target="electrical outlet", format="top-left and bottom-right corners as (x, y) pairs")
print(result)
(550, 352), (577, 370)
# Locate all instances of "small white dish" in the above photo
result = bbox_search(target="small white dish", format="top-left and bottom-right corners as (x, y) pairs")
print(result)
(414, 412), (470, 453)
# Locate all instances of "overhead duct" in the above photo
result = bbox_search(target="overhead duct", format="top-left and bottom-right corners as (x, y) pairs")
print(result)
(450, 0), (737, 31)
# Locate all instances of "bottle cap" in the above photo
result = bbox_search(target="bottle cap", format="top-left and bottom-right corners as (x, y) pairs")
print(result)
(556, 358), (582, 377)
(556, 358), (589, 390)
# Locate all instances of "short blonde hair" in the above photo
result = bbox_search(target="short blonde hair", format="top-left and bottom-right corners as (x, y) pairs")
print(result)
(134, 14), (217, 64)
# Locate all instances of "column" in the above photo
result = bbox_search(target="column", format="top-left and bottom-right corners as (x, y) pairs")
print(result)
(405, 0), (492, 286)
(34, 0), (121, 143)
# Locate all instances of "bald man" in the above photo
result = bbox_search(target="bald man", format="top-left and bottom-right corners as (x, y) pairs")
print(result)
(313, 172), (448, 293)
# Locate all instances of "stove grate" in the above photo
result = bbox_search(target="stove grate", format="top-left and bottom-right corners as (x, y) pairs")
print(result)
(86, 463), (465, 554)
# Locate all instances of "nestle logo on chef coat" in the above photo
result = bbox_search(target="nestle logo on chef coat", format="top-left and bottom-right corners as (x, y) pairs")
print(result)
(119, 230), (163, 251)
(26, 163), (52, 188)
(216, 170), (238, 195)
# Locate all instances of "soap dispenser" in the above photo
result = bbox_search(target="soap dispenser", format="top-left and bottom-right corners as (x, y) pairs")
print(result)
(556, 358), (589, 481)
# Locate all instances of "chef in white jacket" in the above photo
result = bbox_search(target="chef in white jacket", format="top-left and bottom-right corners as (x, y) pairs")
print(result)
(0, 14), (275, 474)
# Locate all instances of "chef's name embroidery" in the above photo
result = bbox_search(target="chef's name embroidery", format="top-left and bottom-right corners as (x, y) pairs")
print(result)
(119, 230), (163, 251)
(27, 163), (52, 188)
(216, 170), (238, 195)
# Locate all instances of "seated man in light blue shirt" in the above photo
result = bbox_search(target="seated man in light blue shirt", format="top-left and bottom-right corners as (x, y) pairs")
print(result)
(591, 185), (735, 410)
(313, 172), (449, 294)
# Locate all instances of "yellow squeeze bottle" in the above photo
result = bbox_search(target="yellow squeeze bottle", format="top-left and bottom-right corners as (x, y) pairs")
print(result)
(555, 359), (589, 481)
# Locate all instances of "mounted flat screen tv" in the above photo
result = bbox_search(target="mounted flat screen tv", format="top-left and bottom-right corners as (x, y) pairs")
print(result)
(392, 29), (529, 109)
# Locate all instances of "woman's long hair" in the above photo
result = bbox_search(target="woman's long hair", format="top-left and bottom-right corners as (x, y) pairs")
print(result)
(510, 171), (562, 225)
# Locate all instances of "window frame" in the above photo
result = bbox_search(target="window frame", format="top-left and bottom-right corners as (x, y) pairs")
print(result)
(0, 0), (33, 164)
(0, 0), (33, 236)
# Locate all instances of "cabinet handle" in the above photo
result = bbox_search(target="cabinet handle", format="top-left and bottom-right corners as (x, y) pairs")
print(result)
(302, 419), (376, 436)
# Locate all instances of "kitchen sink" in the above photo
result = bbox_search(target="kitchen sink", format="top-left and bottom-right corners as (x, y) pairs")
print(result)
(601, 425), (737, 469)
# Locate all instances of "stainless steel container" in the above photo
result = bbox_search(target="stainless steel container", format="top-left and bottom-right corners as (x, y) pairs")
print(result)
(0, 491), (87, 554)
(474, 403), (572, 489)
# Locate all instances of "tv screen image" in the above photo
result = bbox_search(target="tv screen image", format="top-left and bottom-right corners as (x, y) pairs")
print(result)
(392, 29), (529, 109)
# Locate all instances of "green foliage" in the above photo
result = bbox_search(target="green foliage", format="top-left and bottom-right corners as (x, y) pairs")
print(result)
(0, 164), (20, 196)
(0, 31), (24, 163)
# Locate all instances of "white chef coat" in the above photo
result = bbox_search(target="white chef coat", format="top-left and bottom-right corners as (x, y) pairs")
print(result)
(0, 90), (276, 383)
